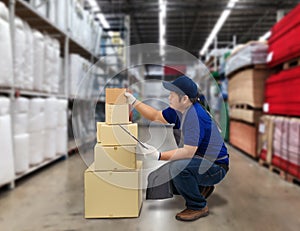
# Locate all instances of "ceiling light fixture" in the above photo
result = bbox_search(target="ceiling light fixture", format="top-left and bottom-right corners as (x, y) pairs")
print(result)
(87, 0), (111, 29)
(159, 0), (167, 56)
(200, 0), (239, 56)
(259, 31), (271, 41)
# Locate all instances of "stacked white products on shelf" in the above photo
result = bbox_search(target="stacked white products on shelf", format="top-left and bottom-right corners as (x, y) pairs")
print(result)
(12, 16), (62, 92)
(28, 98), (45, 165)
(26, 97), (68, 166)
(56, 0), (71, 32)
(0, 2), (13, 87)
(56, 99), (68, 154)
(32, 30), (45, 91)
(14, 17), (26, 89)
(69, 54), (92, 98)
(31, 0), (47, 17)
(0, 97), (15, 186)
(30, 0), (102, 55)
(85, 88), (143, 218)
(23, 22), (34, 90)
(44, 98), (58, 159)
(43, 35), (60, 93)
(13, 97), (30, 174)
(58, 57), (66, 96)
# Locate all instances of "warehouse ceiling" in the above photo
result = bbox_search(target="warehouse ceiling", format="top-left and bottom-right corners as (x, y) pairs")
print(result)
(96, 0), (300, 58)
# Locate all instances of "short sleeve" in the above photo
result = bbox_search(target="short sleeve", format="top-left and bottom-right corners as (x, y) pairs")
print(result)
(162, 107), (181, 129)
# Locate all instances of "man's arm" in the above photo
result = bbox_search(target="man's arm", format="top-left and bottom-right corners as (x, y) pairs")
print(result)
(133, 100), (168, 124)
(160, 145), (197, 160)
(125, 92), (168, 124)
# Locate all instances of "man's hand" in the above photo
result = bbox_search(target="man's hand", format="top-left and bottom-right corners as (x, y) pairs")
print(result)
(137, 143), (160, 160)
(124, 92), (136, 105)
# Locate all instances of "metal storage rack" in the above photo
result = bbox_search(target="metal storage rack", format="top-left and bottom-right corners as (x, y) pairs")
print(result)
(0, 0), (103, 189)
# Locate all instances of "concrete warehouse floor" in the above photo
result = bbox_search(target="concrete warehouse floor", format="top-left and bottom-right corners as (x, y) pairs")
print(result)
(1, 126), (300, 231)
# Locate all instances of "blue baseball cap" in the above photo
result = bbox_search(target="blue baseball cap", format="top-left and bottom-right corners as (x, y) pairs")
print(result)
(162, 76), (198, 98)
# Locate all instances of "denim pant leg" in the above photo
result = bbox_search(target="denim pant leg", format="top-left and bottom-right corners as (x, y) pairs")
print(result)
(169, 158), (227, 210)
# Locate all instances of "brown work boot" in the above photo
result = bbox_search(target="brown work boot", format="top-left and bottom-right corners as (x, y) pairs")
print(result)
(175, 206), (209, 221)
(201, 186), (215, 199)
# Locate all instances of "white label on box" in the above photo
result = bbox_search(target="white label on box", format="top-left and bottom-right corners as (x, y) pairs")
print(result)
(263, 103), (269, 112)
(259, 123), (265, 134)
(266, 52), (273, 63)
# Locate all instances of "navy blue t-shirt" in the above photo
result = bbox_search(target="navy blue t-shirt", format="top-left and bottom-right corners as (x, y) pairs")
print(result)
(162, 103), (229, 165)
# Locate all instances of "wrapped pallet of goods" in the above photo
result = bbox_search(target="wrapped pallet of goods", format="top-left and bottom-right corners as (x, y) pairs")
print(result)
(23, 22), (34, 90)
(0, 97), (15, 186)
(0, 2), (13, 87)
(43, 36), (61, 93)
(259, 115), (300, 182)
(32, 30), (45, 91)
(28, 98), (45, 165)
(226, 42), (269, 158)
(44, 98), (58, 159)
(56, 99), (68, 155)
(14, 18), (27, 89)
(287, 118), (300, 179)
(12, 97), (30, 174)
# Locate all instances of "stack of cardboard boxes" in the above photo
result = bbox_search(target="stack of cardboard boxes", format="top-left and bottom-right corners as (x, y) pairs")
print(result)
(228, 67), (270, 158)
(85, 88), (143, 218)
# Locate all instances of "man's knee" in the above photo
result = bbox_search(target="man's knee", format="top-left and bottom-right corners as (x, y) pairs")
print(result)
(169, 160), (190, 179)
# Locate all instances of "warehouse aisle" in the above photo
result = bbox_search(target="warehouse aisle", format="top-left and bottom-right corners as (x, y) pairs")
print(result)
(0, 145), (300, 231)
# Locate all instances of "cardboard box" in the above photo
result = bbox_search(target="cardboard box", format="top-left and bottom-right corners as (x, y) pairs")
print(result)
(230, 107), (262, 125)
(97, 122), (138, 145)
(105, 104), (130, 125)
(94, 144), (136, 170)
(84, 161), (143, 218)
(105, 88), (127, 105)
(230, 120), (258, 158)
(228, 68), (269, 108)
(257, 115), (275, 163)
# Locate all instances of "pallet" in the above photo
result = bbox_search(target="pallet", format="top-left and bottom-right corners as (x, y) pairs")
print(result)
(230, 104), (263, 110)
(258, 159), (300, 185)
(258, 159), (286, 179)
(285, 173), (300, 186)
(282, 57), (300, 70)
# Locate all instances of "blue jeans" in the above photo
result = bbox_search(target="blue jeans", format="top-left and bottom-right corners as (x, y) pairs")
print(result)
(169, 157), (227, 210)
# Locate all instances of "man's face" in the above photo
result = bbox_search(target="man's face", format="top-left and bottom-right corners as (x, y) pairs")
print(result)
(169, 91), (185, 111)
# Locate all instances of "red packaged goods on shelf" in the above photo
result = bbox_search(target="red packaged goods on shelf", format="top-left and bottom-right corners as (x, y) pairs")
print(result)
(267, 4), (300, 67)
(264, 66), (300, 116)
(269, 4), (300, 44)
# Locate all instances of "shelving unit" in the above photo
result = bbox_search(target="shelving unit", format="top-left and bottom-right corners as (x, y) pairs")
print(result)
(14, 153), (66, 181)
(0, 0), (142, 190)
(0, 0), (107, 189)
